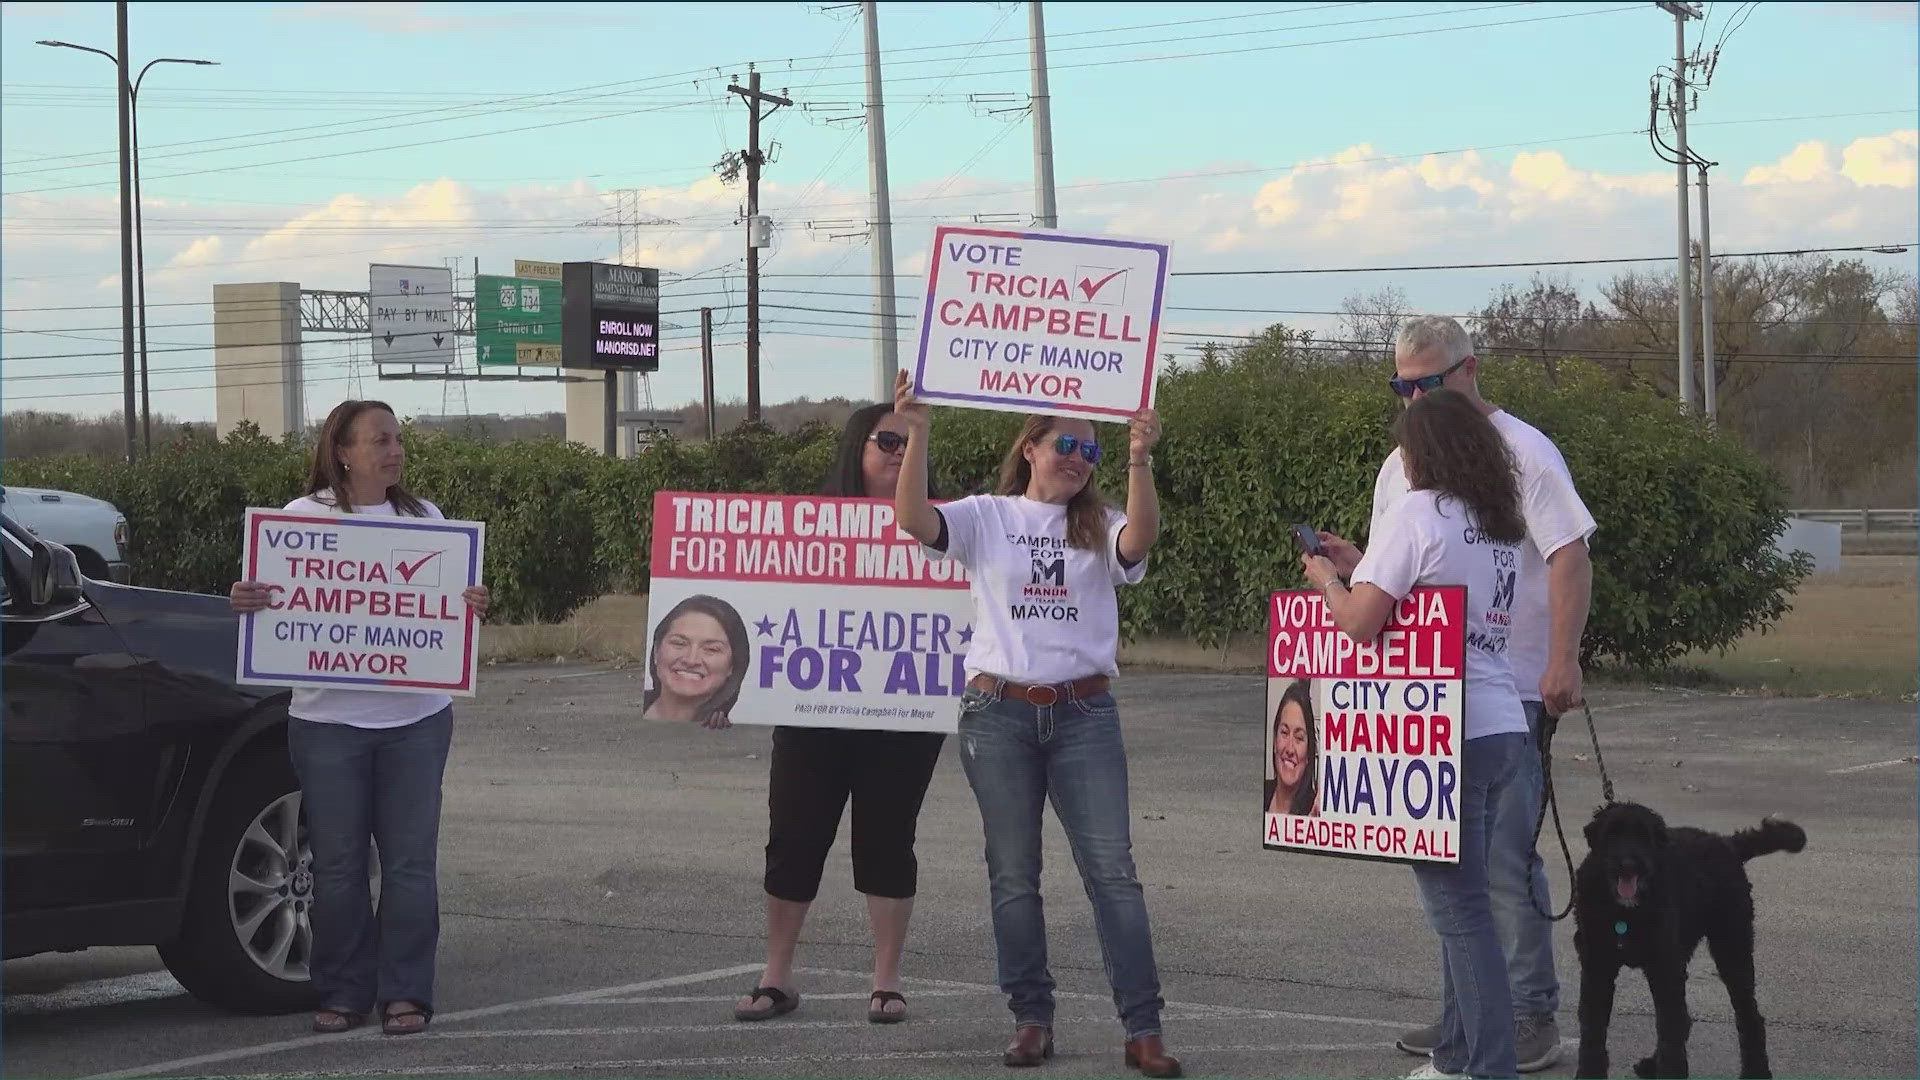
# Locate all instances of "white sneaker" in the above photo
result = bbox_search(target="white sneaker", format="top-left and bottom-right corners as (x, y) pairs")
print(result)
(1405, 1061), (1465, 1079)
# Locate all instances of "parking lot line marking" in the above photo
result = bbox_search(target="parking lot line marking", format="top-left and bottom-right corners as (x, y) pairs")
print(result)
(174, 1043), (1392, 1078)
(593, 989), (985, 1004)
(78, 963), (761, 1080)
(375, 1010), (1230, 1040)
(801, 966), (1414, 1031)
(1829, 757), (1918, 774)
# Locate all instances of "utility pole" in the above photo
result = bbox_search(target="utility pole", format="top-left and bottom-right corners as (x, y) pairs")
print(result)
(862, 1), (899, 402)
(701, 307), (717, 440)
(1697, 160), (1717, 421)
(728, 72), (790, 423)
(1029, 0), (1058, 229)
(116, 3), (136, 463)
(1656, 1), (1701, 410)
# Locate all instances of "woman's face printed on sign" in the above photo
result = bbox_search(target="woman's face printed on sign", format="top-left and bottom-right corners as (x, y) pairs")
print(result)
(1274, 697), (1311, 790)
(656, 611), (735, 702)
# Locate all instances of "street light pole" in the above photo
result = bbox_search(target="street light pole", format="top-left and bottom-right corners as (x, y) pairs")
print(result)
(38, 34), (214, 457)
(130, 57), (218, 451)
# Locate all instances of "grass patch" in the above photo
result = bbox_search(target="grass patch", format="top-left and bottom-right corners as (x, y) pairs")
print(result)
(481, 593), (651, 664)
(1611, 555), (1916, 700)
(480, 556), (1918, 699)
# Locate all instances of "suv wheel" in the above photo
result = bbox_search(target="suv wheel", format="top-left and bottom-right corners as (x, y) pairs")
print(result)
(158, 750), (325, 1014)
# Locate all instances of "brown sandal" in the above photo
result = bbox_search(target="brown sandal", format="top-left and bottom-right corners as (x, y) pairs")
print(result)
(311, 1008), (365, 1034)
(382, 1002), (432, 1035)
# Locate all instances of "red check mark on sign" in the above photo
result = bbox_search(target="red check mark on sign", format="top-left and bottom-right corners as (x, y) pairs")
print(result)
(394, 550), (444, 583)
(1077, 268), (1127, 302)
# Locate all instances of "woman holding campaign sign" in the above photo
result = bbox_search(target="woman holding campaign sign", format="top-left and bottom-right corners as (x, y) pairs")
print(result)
(230, 400), (488, 1038)
(729, 402), (949, 1026)
(1302, 388), (1532, 1080)
(1265, 679), (1320, 817)
(891, 370), (1184, 1078)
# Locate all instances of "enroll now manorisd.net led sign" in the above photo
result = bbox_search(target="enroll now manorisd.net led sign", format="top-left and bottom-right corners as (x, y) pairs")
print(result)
(562, 261), (660, 372)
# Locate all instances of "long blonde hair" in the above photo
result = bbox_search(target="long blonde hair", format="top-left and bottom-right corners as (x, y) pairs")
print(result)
(996, 414), (1108, 551)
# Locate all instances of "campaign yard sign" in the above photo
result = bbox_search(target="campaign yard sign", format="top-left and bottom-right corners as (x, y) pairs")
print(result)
(1262, 586), (1466, 865)
(238, 509), (485, 696)
(912, 225), (1170, 421)
(643, 492), (974, 734)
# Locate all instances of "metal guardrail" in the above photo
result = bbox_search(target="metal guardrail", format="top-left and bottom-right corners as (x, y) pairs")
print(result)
(1789, 509), (1920, 532)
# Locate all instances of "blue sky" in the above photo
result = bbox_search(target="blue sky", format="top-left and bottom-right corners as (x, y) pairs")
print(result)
(2, 0), (1915, 423)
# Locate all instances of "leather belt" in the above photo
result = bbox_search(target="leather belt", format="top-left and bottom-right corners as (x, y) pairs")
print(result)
(968, 672), (1110, 707)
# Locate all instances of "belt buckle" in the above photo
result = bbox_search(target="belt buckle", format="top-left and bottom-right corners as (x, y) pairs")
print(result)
(1027, 683), (1059, 707)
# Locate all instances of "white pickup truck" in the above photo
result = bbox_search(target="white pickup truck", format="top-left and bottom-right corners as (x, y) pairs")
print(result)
(0, 484), (130, 582)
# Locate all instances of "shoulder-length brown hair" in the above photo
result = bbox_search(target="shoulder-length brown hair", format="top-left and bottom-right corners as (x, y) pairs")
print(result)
(996, 414), (1109, 551)
(1395, 389), (1525, 544)
(307, 400), (429, 517)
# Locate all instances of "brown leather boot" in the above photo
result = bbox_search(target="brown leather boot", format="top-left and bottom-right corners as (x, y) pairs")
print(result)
(1124, 1034), (1183, 1078)
(1004, 1024), (1054, 1067)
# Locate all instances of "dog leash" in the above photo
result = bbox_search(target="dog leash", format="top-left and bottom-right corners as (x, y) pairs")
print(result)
(1528, 701), (1616, 922)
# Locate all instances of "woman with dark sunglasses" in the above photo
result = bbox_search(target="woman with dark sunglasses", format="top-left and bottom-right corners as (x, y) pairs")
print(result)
(890, 371), (1182, 1078)
(730, 402), (948, 1027)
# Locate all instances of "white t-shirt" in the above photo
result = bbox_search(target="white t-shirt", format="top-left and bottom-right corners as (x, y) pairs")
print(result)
(1370, 409), (1596, 703)
(279, 494), (455, 730)
(925, 494), (1146, 685)
(1354, 489), (1529, 742)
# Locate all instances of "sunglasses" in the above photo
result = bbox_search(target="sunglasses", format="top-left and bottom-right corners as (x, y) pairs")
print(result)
(868, 430), (909, 454)
(1388, 354), (1472, 398)
(1051, 432), (1102, 464)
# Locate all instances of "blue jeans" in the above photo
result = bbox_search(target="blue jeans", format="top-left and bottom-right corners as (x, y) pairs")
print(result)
(1490, 702), (1558, 1019)
(956, 684), (1166, 1039)
(287, 707), (453, 1015)
(1414, 731), (1530, 1079)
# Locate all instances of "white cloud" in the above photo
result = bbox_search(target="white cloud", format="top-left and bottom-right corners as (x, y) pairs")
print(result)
(1745, 141), (1837, 185)
(1842, 130), (1919, 187)
(6, 128), (1915, 420)
(1744, 131), (1918, 189)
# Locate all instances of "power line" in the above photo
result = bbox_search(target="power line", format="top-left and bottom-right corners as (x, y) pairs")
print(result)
(746, 108), (1915, 216)
(1, 64), (747, 176)
(7, 4), (1632, 199)
(5, 5), (1438, 184)
(1160, 304), (1918, 328)
(775, 4), (1645, 94)
(3, 96), (715, 197)
(754, 242), (1917, 278)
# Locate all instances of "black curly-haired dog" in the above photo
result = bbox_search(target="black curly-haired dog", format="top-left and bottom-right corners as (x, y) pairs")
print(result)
(1573, 801), (1806, 1080)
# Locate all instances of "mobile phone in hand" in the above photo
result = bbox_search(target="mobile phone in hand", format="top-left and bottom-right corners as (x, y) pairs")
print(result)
(1292, 523), (1323, 557)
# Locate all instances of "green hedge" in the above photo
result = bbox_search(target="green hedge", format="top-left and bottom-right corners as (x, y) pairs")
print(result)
(2, 355), (1806, 666)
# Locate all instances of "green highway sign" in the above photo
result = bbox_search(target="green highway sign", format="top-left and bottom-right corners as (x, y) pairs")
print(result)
(476, 273), (562, 366)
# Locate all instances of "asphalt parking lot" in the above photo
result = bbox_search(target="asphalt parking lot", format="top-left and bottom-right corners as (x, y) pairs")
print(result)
(6, 666), (1917, 1079)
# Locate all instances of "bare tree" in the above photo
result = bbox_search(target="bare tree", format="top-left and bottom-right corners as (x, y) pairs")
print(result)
(1334, 287), (1412, 370)
(1468, 274), (1600, 385)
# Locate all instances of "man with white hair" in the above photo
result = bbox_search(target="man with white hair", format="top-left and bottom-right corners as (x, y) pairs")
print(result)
(1318, 314), (1595, 1075)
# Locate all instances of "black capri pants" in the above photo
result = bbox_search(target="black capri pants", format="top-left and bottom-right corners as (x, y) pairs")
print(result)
(763, 725), (947, 902)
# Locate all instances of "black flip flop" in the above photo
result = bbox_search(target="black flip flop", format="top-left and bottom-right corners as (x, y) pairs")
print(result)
(868, 990), (907, 1024)
(733, 986), (800, 1022)
(381, 1003), (432, 1036)
(311, 1008), (365, 1034)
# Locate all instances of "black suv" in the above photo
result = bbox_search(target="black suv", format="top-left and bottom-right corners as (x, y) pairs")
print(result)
(3, 510), (322, 1013)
